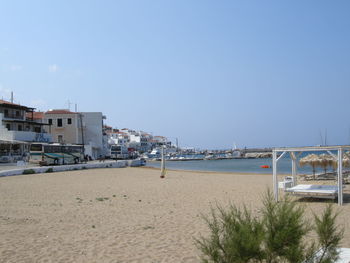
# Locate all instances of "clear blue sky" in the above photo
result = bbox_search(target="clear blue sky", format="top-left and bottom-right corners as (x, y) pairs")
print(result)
(1, 1), (350, 149)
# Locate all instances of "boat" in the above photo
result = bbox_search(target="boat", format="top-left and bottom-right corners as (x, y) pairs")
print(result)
(204, 154), (217, 160)
(150, 148), (161, 155)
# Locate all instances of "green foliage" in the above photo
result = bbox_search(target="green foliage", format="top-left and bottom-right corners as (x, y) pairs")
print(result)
(22, 169), (35, 175)
(96, 197), (109, 201)
(311, 205), (344, 263)
(45, 168), (53, 173)
(196, 191), (342, 263)
(262, 192), (309, 263)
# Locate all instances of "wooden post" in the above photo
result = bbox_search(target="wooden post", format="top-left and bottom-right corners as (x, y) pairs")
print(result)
(337, 148), (343, 205)
(272, 150), (278, 202)
(291, 152), (297, 186)
(160, 146), (165, 178)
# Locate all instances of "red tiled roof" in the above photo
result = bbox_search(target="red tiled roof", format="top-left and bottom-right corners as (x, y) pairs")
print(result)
(26, 111), (44, 120)
(0, 99), (21, 106)
(0, 99), (33, 109)
(45, 109), (77, 115)
(107, 131), (128, 135)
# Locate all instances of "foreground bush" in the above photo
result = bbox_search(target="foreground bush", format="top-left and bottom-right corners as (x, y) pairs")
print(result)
(22, 169), (35, 175)
(196, 191), (343, 263)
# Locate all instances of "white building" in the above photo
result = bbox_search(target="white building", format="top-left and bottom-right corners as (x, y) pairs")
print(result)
(108, 131), (129, 146)
(81, 112), (108, 158)
(105, 127), (172, 154)
(0, 100), (52, 162)
(129, 131), (153, 153)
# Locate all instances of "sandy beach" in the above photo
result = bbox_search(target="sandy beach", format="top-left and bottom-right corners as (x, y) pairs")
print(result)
(0, 167), (349, 263)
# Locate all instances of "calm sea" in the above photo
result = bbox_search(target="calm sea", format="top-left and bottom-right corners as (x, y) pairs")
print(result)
(145, 152), (339, 175)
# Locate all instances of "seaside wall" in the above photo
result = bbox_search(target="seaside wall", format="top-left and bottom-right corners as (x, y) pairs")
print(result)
(0, 160), (143, 177)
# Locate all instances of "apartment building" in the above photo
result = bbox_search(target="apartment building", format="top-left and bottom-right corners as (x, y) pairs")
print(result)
(42, 110), (107, 159)
(0, 100), (52, 161)
(107, 131), (129, 146)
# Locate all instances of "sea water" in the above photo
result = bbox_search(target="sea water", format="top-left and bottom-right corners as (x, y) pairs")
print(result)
(146, 152), (339, 175)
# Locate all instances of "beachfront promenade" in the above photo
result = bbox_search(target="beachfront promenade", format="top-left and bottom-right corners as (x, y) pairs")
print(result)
(0, 167), (349, 262)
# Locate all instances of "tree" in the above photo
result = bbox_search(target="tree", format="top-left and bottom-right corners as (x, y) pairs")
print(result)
(196, 191), (343, 263)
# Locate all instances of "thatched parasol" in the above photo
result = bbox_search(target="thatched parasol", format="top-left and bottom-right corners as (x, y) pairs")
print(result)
(299, 154), (321, 179)
(329, 152), (350, 170)
(318, 154), (334, 175)
(344, 152), (350, 168)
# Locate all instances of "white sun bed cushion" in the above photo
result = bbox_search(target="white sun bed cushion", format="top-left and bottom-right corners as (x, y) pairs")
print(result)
(313, 248), (350, 263)
(336, 248), (350, 263)
(285, 184), (339, 195)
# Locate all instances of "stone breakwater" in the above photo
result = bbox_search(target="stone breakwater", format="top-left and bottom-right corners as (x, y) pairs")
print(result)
(0, 159), (144, 177)
(244, 152), (272, 158)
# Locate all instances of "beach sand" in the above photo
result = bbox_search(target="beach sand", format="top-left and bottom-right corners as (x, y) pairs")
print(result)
(0, 167), (349, 263)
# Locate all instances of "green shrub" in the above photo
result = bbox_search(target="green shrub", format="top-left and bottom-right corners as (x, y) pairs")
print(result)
(22, 169), (35, 175)
(96, 197), (109, 202)
(196, 191), (343, 263)
(45, 168), (53, 173)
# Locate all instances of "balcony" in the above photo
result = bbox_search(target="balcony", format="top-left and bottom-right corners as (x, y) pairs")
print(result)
(3, 114), (24, 120)
(0, 129), (52, 143)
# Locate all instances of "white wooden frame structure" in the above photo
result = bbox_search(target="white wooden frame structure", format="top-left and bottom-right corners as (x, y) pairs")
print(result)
(272, 145), (350, 206)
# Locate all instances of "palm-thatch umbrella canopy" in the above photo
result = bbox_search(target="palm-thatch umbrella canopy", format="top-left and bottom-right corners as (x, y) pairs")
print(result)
(299, 154), (321, 179)
(318, 153), (334, 175)
(330, 152), (350, 170)
(344, 151), (350, 168)
(343, 155), (350, 168)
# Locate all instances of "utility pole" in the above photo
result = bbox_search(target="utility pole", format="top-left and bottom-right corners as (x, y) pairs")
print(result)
(79, 113), (85, 156)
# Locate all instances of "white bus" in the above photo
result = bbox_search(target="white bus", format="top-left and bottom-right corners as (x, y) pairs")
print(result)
(110, 145), (129, 159)
(29, 143), (84, 165)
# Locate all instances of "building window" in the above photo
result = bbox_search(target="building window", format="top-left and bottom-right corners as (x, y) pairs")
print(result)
(26, 126), (30, 131)
(67, 118), (72, 125)
(58, 135), (63, 143)
(6, 123), (10, 130)
(48, 119), (53, 125)
(4, 109), (8, 117)
(57, 119), (62, 127)
(18, 125), (22, 131)
(34, 127), (41, 133)
(16, 111), (20, 117)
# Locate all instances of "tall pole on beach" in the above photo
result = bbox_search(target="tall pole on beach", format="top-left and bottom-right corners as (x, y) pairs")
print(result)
(160, 144), (166, 178)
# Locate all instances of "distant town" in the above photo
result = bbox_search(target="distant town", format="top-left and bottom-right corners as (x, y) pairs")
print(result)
(0, 94), (272, 164)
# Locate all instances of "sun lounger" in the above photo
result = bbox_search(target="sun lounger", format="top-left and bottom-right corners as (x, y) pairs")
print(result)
(278, 176), (294, 190)
(336, 248), (350, 263)
(285, 184), (339, 199)
(313, 248), (350, 263)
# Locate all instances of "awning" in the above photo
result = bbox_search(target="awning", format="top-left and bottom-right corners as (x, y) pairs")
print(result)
(0, 139), (29, 144)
